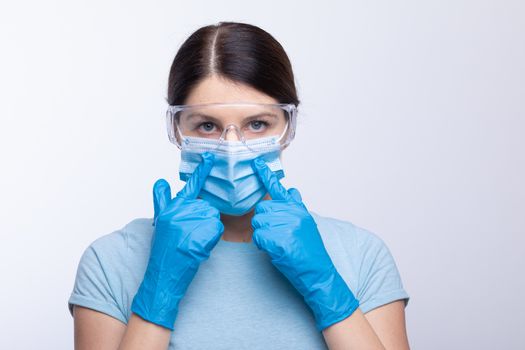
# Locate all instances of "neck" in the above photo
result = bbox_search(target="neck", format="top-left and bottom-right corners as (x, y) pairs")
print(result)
(220, 193), (271, 242)
(220, 212), (254, 242)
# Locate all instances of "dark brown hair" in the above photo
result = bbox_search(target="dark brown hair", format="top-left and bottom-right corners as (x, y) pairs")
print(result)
(166, 22), (299, 107)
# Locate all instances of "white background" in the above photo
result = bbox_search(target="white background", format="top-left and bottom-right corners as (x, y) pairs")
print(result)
(1, 0), (524, 349)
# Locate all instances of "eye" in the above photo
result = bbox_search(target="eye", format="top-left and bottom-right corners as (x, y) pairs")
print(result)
(248, 120), (269, 132)
(198, 122), (217, 133)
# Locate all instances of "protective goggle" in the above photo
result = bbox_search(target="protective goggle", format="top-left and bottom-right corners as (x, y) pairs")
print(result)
(165, 102), (297, 151)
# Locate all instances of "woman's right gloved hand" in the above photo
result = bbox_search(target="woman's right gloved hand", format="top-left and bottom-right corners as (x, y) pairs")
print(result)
(131, 152), (224, 331)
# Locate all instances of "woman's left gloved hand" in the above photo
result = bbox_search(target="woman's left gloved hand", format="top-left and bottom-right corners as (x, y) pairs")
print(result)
(250, 157), (360, 331)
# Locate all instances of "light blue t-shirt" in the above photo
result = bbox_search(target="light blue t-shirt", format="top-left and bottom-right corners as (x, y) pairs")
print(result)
(68, 211), (410, 349)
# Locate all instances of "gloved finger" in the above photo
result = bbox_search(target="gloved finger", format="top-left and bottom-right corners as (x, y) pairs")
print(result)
(203, 219), (225, 251)
(176, 152), (215, 200)
(251, 212), (272, 230)
(152, 179), (172, 226)
(252, 157), (292, 201)
(183, 198), (220, 212)
(255, 198), (289, 214)
(164, 198), (219, 219)
(253, 211), (301, 230)
(287, 188), (303, 204)
(251, 227), (272, 251)
(186, 199), (222, 218)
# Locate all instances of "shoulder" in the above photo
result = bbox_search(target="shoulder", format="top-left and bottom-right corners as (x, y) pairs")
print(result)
(310, 210), (386, 251)
(68, 217), (154, 323)
(91, 217), (154, 247)
(86, 217), (154, 258)
(310, 210), (410, 313)
(78, 217), (154, 285)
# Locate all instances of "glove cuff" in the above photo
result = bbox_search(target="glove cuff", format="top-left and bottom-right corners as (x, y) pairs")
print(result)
(306, 270), (360, 331)
(130, 275), (181, 331)
(130, 260), (199, 331)
(131, 295), (179, 331)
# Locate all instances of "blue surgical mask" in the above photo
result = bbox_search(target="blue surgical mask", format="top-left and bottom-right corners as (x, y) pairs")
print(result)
(178, 135), (284, 216)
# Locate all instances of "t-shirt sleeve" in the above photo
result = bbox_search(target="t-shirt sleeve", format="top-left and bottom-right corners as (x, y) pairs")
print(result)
(354, 228), (410, 314)
(67, 233), (128, 324)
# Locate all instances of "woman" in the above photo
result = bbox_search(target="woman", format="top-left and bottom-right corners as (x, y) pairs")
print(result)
(68, 22), (410, 349)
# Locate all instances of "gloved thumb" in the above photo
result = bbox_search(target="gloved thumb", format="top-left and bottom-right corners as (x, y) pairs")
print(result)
(287, 188), (303, 204)
(152, 179), (172, 226)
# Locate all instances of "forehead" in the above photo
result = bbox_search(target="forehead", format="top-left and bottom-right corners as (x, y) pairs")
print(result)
(184, 74), (278, 105)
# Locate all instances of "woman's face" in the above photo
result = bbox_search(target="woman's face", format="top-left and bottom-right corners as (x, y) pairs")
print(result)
(181, 74), (290, 205)
(183, 74), (282, 142)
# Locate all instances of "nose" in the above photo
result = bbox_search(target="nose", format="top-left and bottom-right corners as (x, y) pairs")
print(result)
(223, 125), (242, 141)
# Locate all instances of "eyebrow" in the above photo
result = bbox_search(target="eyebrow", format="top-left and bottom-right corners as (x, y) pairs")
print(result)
(185, 112), (278, 123)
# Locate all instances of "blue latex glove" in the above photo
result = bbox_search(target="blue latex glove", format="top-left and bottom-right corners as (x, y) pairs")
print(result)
(251, 157), (360, 331)
(131, 152), (224, 330)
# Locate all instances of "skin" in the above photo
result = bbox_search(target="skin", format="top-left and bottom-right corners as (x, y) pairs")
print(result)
(73, 74), (410, 349)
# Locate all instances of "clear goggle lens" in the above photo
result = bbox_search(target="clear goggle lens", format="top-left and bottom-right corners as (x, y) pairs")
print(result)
(166, 103), (297, 150)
